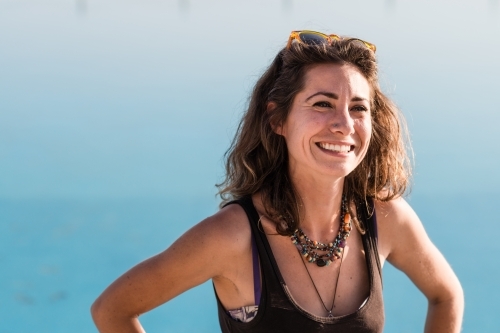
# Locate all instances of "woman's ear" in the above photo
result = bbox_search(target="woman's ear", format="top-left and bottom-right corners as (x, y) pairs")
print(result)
(267, 102), (282, 135)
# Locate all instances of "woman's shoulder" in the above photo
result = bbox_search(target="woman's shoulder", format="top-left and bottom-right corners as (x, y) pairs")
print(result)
(152, 200), (254, 283)
(198, 200), (253, 253)
(372, 196), (421, 260)
(373, 195), (416, 224)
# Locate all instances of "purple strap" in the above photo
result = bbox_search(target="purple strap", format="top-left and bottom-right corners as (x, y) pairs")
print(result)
(251, 235), (261, 306)
(372, 206), (378, 241)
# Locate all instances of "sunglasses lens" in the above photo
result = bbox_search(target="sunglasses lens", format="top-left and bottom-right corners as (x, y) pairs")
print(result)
(298, 32), (328, 46)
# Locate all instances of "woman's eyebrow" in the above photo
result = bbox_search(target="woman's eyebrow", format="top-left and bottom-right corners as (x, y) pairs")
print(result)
(305, 91), (338, 101)
(351, 96), (369, 102)
(305, 92), (369, 102)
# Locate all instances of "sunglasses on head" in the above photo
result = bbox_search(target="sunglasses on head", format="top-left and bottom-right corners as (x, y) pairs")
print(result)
(287, 30), (376, 53)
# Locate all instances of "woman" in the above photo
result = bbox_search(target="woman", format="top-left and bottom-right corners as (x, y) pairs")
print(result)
(91, 31), (464, 332)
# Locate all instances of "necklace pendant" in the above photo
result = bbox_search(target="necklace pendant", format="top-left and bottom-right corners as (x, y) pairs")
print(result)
(328, 311), (333, 318)
(316, 258), (326, 267)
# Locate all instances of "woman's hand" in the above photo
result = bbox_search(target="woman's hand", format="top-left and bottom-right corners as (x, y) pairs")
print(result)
(376, 198), (464, 333)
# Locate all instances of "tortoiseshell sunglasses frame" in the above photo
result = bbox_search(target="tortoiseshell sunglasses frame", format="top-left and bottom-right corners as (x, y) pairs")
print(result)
(286, 30), (376, 53)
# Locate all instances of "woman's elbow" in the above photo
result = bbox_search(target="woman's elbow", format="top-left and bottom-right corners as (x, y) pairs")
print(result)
(91, 295), (119, 328)
(430, 275), (464, 310)
(451, 281), (464, 310)
(90, 297), (105, 327)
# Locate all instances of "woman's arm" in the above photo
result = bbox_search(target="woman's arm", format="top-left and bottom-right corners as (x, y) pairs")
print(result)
(376, 198), (464, 333)
(90, 204), (252, 333)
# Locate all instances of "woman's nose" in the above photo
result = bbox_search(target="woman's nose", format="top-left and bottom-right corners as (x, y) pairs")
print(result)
(329, 107), (354, 135)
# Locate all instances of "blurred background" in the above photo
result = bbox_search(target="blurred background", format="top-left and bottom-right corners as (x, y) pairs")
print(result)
(1, 0), (499, 332)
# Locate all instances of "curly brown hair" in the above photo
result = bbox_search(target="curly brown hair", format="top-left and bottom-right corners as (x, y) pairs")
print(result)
(217, 38), (412, 235)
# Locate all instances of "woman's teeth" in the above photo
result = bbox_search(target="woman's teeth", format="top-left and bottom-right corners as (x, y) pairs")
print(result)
(318, 142), (352, 153)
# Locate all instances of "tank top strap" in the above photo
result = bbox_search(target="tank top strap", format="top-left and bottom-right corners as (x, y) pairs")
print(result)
(237, 196), (288, 286)
(357, 197), (383, 287)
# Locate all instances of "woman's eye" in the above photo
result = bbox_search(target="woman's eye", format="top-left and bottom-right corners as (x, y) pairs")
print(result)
(313, 101), (332, 108)
(351, 105), (368, 112)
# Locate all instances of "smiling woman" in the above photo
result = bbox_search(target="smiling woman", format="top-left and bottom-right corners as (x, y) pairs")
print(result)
(91, 30), (464, 333)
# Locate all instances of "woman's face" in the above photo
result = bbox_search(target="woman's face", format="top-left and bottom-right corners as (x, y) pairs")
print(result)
(276, 63), (372, 180)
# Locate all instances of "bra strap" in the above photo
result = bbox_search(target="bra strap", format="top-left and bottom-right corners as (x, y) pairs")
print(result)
(226, 198), (262, 306)
(251, 233), (262, 305)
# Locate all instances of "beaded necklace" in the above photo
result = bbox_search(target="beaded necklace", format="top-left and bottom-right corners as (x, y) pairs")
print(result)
(290, 196), (352, 267)
(290, 196), (352, 317)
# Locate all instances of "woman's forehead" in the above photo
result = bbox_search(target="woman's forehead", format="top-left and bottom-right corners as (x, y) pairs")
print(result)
(301, 63), (372, 100)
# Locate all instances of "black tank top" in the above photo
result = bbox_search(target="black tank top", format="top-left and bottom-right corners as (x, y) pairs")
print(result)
(215, 196), (384, 333)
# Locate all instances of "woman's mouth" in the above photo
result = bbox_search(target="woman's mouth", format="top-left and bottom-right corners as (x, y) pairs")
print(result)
(317, 142), (354, 153)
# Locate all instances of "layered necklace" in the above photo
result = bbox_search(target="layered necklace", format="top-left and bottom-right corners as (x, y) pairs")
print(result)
(290, 196), (352, 267)
(290, 196), (352, 317)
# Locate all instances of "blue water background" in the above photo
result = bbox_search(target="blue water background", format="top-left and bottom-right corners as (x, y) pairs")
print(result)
(1, 0), (499, 332)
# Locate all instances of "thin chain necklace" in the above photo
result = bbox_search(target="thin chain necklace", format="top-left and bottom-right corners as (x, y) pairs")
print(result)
(290, 196), (352, 267)
(299, 247), (344, 318)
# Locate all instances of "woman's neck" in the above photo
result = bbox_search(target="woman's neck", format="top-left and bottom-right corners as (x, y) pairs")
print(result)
(290, 172), (345, 242)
